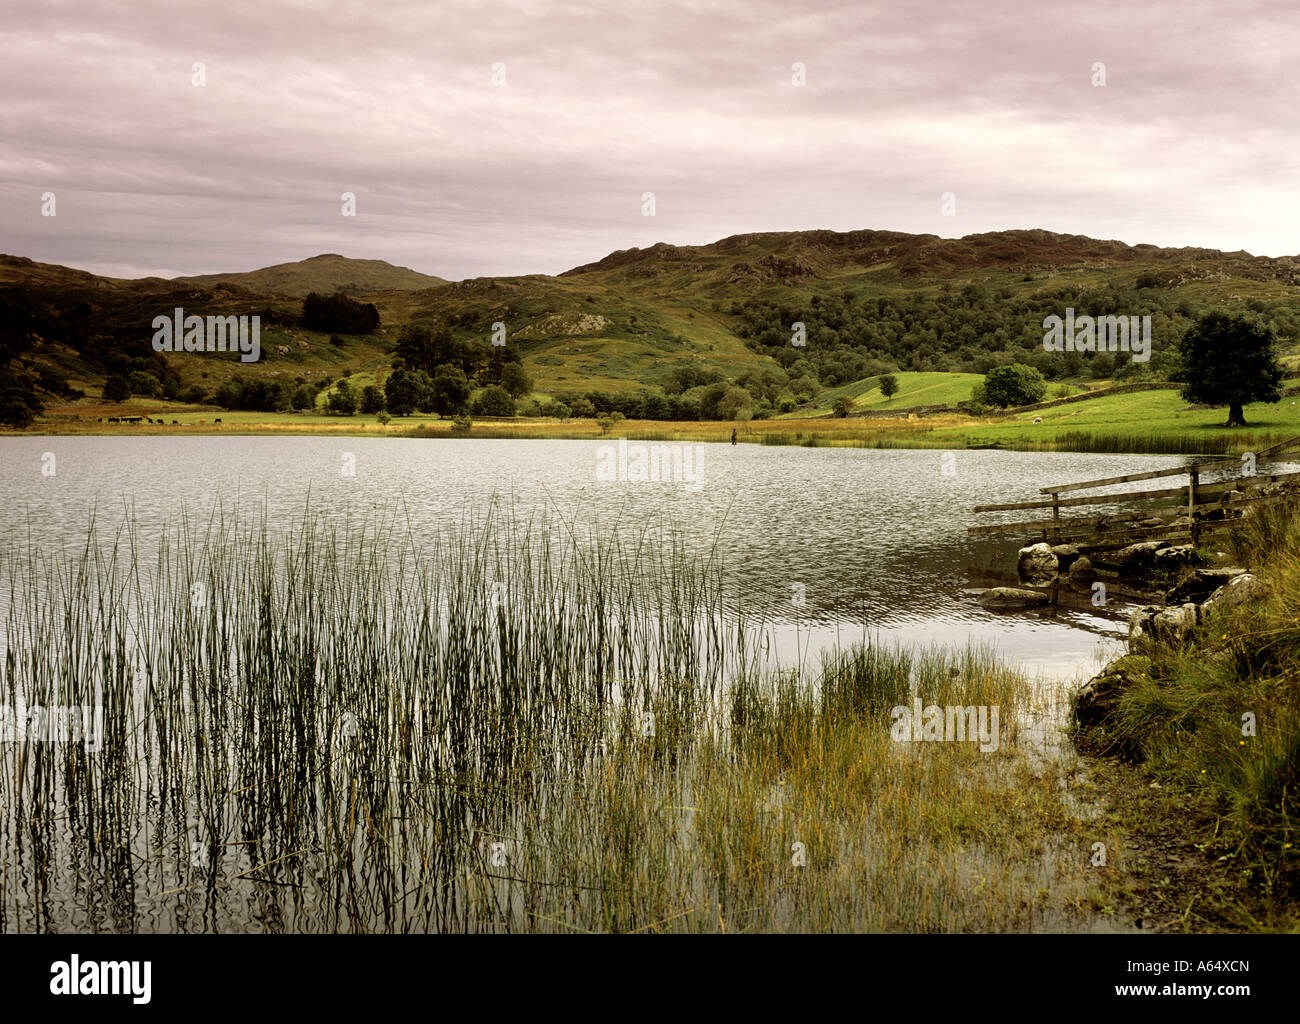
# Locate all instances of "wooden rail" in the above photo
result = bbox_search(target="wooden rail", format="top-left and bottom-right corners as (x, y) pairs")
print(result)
(970, 435), (1300, 547)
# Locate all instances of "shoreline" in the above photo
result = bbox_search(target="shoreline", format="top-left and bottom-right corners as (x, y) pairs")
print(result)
(4, 411), (1288, 458)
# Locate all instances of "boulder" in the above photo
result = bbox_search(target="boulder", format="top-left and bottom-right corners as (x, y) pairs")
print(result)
(1130, 602), (1199, 644)
(1165, 567), (1247, 605)
(978, 587), (1051, 610)
(1075, 655), (1153, 729)
(1068, 555), (1096, 586)
(1202, 573), (1264, 613)
(1109, 540), (1169, 575)
(1153, 544), (1201, 570)
(1050, 544), (1081, 572)
(1017, 542), (1058, 584)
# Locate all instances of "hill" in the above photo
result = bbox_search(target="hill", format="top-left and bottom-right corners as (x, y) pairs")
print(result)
(5, 227), (1300, 427)
(175, 254), (446, 297)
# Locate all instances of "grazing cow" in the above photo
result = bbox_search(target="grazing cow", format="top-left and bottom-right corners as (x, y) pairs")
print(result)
(214, 418), (222, 424)
(1033, 416), (1043, 424)
(172, 420), (179, 425)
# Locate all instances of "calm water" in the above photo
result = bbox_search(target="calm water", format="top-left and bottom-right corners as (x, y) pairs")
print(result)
(0, 436), (1197, 684)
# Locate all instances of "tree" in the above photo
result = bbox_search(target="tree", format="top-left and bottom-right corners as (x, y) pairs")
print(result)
(571, 398), (595, 418)
(878, 374), (899, 399)
(128, 371), (163, 397)
(0, 373), (42, 428)
(359, 384), (385, 415)
(717, 385), (754, 421)
(596, 411), (625, 435)
(1089, 352), (1115, 379)
(327, 378), (357, 415)
(301, 292), (380, 334)
(396, 323), (460, 377)
(1178, 311), (1283, 427)
(831, 395), (854, 417)
(499, 361), (534, 399)
(697, 382), (729, 420)
(102, 374), (131, 402)
(428, 364), (470, 416)
(471, 384), (515, 417)
(790, 375), (819, 402)
(291, 383), (316, 411)
(982, 364), (1047, 408)
(384, 368), (423, 416)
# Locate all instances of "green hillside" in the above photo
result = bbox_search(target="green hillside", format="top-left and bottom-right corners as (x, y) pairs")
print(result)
(789, 372), (984, 417)
(5, 227), (1300, 429)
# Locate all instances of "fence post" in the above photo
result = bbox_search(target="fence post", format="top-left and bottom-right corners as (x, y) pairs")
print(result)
(1188, 468), (1199, 546)
(1050, 491), (1060, 543)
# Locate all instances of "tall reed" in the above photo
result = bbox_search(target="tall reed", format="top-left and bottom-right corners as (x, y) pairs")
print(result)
(0, 503), (1089, 933)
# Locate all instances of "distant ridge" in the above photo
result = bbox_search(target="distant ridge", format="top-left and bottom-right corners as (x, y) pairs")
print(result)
(560, 228), (1300, 285)
(174, 253), (447, 297)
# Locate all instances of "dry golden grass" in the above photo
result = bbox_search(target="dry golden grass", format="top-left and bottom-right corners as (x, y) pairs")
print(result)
(18, 404), (986, 445)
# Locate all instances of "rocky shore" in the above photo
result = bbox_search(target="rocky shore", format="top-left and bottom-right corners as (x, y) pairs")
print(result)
(1073, 565), (1263, 730)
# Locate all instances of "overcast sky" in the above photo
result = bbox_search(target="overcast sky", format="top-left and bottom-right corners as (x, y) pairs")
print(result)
(2, 0), (1296, 281)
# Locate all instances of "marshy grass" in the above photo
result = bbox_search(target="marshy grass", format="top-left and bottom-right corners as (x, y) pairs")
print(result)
(0, 504), (1098, 932)
(1071, 497), (1300, 919)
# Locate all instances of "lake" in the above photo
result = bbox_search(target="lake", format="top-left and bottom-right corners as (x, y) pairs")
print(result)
(0, 435), (1197, 684)
(2, 434), (1211, 933)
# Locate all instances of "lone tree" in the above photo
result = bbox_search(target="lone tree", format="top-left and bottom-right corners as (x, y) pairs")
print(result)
(878, 374), (899, 400)
(982, 363), (1047, 408)
(1178, 311), (1283, 427)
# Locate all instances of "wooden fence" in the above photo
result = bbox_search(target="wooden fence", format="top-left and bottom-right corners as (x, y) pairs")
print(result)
(970, 435), (1300, 549)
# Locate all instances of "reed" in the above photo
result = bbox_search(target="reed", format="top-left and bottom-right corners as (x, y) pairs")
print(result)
(0, 503), (1096, 932)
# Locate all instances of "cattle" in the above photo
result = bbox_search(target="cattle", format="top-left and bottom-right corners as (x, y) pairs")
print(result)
(214, 418), (222, 423)
(1033, 417), (1043, 424)
(172, 420), (179, 425)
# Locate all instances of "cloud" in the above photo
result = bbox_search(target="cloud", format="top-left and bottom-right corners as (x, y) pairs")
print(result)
(1, 0), (1295, 279)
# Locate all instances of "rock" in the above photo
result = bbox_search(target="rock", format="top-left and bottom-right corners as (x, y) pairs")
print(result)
(1068, 555), (1096, 586)
(1050, 544), (1081, 572)
(1017, 542), (1058, 584)
(1130, 602), (1199, 644)
(1165, 567), (1247, 605)
(978, 587), (1051, 609)
(1109, 540), (1169, 575)
(1137, 517), (1166, 529)
(1075, 655), (1153, 729)
(1153, 544), (1201, 570)
(1202, 573), (1264, 613)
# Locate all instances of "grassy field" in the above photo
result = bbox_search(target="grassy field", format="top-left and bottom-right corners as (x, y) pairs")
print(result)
(20, 372), (1300, 457)
(786, 371), (984, 417)
(921, 384), (1300, 454)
